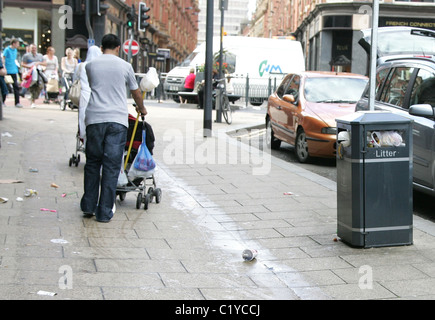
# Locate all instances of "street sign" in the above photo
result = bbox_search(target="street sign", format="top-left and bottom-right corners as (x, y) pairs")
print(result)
(123, 39), (140, 56)
(87, 38), (95, 48)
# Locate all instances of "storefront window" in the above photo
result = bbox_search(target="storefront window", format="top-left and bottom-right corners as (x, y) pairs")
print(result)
(323, 16), (352, 29)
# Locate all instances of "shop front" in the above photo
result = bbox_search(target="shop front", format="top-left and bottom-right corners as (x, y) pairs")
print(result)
(295, 2), (435, 75)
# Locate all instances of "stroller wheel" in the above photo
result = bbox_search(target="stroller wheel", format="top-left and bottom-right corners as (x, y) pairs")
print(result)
(144, 194), (151, 210)
(119, 192), (126, 201)
(136, 193), (142, 209)
(74, 154), (80, 166)
(69, 154), (75, 167)
(147, 187), (154, 202)
(154, 188), (162, 203)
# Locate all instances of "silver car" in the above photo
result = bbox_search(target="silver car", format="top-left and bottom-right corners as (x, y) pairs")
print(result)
(356, 27), (435, 196)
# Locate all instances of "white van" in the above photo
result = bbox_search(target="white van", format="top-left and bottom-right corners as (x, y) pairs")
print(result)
(163, 36), (305, 105)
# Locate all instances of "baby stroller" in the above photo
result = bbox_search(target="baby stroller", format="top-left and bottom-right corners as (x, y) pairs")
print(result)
(68, 121), (85, 167)
(60, 72), (76, 111)
(44, 75), (60, 104)
(116, 113), (162, 210)
(68, 100), (86, 167)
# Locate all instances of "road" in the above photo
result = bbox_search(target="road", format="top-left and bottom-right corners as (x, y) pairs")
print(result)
(144, 100), (435, 222)
(229, 126), (435, 223)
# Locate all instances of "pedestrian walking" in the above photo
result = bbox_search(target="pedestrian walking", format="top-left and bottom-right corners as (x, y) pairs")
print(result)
(80, 34), (147, 223)
(61, 48), (78, 75)
(21, 44), (46, 108)
(2, 38), (22, 108)
(179, 68), (195, 103)
(76, 45), (102, 142)
(43, 46), (59, 81)
(43, 46), (59, 101)
(61, 48), (78, 102)
(19, 45), (31, 98)
(0, 59), (8, 105)
(73, 48), (82, 63)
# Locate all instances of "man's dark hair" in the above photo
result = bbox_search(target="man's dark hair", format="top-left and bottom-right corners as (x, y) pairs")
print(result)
(101, 34), (121, 51)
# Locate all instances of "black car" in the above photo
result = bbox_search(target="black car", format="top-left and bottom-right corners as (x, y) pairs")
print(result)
(355, 26), (435, 196)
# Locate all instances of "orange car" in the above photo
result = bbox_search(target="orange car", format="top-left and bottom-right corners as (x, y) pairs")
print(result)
(266, 71), (368, 162)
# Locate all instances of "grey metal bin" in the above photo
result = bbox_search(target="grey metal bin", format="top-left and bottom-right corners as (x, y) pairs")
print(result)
(336, 111), (413, 248)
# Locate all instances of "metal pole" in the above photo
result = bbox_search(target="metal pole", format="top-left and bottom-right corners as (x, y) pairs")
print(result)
(85, 0), (94, 40)
(245, 74), (249, 108)
(368, 0), (379, 111)
(204, 0), (214, 137)
(216, 2), (225, 123)
(127, 29), (133, 63)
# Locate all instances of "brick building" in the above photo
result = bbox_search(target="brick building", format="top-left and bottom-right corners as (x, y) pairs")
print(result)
(0, 0), (199, 73)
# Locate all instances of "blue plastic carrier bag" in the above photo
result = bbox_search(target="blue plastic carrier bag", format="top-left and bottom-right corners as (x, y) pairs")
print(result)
(133, 130), (156, 172)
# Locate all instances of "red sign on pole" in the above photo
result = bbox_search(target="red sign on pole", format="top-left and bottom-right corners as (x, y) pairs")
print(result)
(123, 39), (140, 56)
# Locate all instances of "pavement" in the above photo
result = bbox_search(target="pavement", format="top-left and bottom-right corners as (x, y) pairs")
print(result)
(1, 94), (435, 303)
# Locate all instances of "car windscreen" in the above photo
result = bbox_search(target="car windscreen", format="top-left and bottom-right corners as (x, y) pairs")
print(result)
(361, 28), (435, 56)
(304, 77), (368, 103)
(179, 52), (199, 67)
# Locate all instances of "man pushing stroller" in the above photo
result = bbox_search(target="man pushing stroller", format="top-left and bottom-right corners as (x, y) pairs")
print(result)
(80, 34), (147, 223)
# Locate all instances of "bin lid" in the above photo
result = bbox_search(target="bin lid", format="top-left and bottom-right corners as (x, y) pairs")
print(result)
(336, 111), (412, 125)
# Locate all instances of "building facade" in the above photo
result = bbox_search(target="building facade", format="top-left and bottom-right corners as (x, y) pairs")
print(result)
(141, 0), (199, 71)
(197, 0), (250, 43)
(0, 0), (199, 73)
(247, 0), (435, 75)
(296, 1), (435, 75)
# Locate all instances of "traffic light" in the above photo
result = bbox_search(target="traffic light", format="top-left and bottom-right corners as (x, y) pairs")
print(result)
(88, 0), (109, 15)
(65, 0), (83, 14)
(138, 2), (150, 32)
(126, 6), (135, 29)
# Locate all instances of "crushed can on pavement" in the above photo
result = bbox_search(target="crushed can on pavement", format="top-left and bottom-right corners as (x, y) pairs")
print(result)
(242, 249), (258, 261)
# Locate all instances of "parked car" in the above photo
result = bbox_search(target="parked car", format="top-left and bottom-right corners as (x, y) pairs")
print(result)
(266, 71), (368, 162)
(355, 26), (435, 196)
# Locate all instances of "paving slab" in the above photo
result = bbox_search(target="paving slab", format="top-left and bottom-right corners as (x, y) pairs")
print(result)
(2, 97), (435, 304)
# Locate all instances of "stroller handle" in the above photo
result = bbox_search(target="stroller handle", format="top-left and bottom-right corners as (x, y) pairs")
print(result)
(124, 111), (144, 170)
(132, 103), (145, 121)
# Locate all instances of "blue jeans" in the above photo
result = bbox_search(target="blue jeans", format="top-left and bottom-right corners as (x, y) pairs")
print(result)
(0, 76), (8, 102)
(80, 122), (127, 222)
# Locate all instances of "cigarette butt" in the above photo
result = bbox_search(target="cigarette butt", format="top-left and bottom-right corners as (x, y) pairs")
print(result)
(50, 183), (59, 188)
(61, 192), (76, 197)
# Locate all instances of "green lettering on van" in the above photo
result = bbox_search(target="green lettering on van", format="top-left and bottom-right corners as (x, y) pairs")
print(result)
(259, 60), (283, 77)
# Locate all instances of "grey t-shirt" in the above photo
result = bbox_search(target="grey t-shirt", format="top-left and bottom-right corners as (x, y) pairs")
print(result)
(22, 52), (44, 65)
(85, 54), (138, 128)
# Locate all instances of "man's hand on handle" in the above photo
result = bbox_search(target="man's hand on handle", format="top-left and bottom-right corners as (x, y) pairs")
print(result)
(131, 88), (147, 116)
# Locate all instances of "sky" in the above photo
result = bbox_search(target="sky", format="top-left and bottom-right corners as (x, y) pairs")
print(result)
(248, 0), (256, 18)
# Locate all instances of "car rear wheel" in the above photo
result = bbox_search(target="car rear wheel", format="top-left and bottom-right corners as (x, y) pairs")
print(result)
(266, 119), (281, 149)
(295, 129), (310, 163)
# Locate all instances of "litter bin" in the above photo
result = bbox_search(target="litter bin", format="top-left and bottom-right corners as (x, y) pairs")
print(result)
(336, 111), (413, 248)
